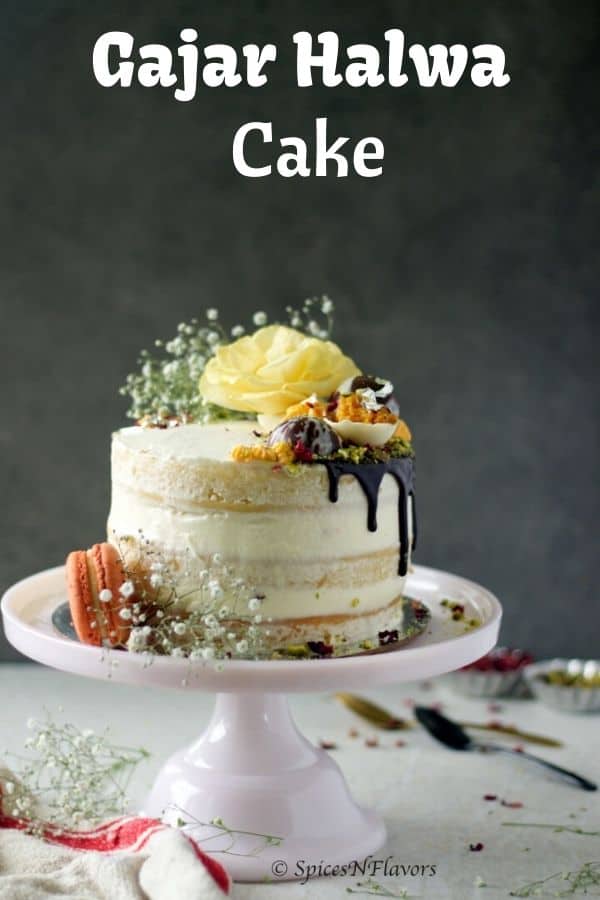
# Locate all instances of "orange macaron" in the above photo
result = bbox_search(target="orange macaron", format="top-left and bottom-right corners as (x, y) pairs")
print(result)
(65, 542), (133, 647)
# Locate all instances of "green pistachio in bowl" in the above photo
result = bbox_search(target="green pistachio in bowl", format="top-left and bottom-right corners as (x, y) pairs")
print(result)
(523, 659), (600, 714)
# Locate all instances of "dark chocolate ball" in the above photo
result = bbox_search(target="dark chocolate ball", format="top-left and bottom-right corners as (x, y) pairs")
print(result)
(267, 416), (341, 456)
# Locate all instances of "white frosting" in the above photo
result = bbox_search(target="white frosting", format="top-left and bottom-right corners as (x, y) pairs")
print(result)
(108, 422), (413, 621)
(113, 421), (257, 462)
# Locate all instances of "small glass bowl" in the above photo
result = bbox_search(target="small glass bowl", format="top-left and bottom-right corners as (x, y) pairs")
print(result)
(523, 659), (600, 714)
(443, 647), (534, 699)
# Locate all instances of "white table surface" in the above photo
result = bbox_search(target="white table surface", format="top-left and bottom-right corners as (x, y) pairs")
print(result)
(1, 663), (598, 899)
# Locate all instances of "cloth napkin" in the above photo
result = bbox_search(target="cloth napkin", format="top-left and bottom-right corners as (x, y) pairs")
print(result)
(0, 775), (230, 900)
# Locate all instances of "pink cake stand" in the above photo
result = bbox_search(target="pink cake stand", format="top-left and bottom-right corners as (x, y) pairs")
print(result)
(2, 564), (501, 882)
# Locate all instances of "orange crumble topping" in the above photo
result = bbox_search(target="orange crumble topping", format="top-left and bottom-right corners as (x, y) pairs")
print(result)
(231, 441), (295, 464)
(285, 399), (328, 419)
(283, 391), (412, 442)
(334, 393), (398, 425)
(393, 420), (412, 442)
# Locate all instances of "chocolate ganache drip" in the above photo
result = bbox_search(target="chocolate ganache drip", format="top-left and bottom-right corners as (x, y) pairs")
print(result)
(320, 458), (416, 576)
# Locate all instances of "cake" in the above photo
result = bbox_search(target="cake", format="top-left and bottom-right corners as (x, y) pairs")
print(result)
(67, 302), (419, 659)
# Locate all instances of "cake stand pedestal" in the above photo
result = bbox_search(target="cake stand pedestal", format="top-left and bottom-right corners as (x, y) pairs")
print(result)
(2, 564), (501, 882)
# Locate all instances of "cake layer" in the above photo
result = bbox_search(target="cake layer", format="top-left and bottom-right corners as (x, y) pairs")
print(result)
(108, 423), (414, 620)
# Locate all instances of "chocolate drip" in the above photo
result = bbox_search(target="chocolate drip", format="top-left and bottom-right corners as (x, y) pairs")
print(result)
(321, 458), (416, 576)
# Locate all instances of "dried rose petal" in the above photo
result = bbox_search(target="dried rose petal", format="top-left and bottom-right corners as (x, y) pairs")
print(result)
(307, 641), (334, 657)
(469, 843), (484, 852)
(501, 800), (523, 809)
(365, 736), (379, 748)
(483, 794), (497, 802)
(319, 739), (337, 750)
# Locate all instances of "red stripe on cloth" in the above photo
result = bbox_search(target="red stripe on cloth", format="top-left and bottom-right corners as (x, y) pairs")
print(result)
(0, 811), (230, 894)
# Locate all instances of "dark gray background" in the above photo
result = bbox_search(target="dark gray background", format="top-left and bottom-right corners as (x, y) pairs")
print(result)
(1, 1), (598, 661)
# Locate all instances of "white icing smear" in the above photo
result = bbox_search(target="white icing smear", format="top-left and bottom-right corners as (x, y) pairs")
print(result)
(114, 422), (258, 462)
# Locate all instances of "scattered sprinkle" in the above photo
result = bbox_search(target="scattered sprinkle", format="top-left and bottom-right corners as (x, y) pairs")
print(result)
(469, 843), (484, 852)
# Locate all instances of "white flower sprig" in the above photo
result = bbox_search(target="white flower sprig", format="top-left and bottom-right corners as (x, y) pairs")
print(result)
(2, 717), (150, 832)
(285, 295), (334, 340)
(120, 315), (243, 426)
(168, 805), (283, 856)
(120, 298), (336, 425)
(115, 534), (271, 662)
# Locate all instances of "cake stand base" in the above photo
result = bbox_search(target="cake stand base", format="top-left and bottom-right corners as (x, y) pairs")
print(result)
(2, 563), (502, 883)
(143, 692), (385, 882)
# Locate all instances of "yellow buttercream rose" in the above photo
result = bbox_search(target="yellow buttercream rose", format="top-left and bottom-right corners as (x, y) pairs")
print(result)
(199, 325), (360, 415)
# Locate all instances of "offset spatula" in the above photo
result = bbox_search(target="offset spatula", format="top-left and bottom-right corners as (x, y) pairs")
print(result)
(415, 706), (597, 792)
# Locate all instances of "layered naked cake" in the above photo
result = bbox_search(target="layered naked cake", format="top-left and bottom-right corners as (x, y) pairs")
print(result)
(66, 304), (419, 659)
(108, 420), (415, 650)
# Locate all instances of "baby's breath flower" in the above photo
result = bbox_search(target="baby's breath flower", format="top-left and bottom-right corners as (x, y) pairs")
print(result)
(114, 535), (270, 663)
(5, 716), (149, 832)
(119, 608), (133, 620)
(119, 581), (135, 599)
(208, 582), (223, 601)
(120, 300), (336, 425)
(99, 589), (113, 603)
(149, 573), (163, 589)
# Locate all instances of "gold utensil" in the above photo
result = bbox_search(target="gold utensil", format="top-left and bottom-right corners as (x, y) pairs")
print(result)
(461, 722), (561, 748)
(335, 693), (413, 730)
(334, 693), (562, 747)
